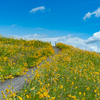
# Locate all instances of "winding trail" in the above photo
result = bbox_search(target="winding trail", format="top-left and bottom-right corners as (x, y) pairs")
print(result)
(0, 46), (61, 99)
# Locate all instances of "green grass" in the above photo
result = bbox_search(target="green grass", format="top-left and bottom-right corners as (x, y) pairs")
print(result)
(1, 42), (100, 100)
(0, 34), (55, 82)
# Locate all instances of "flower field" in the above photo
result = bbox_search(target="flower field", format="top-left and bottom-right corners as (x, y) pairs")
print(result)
(1, 38), (100, 100)
(0, 35), (55, 82)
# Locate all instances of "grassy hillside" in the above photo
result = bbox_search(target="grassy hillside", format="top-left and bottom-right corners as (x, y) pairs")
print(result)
(0, 35), (55, 82)
(1, 39), (100, 100)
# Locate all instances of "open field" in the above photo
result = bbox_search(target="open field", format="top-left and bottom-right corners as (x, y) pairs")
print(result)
(0, 36), (100, 100)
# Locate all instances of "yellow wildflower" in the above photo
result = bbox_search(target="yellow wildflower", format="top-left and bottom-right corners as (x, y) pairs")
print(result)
(79, 92), (81, 95)
(31, 87), (35, 90)
(26, 95), (29, 98)
(59, 85), (63, 89)
(18, 96), (23, 100)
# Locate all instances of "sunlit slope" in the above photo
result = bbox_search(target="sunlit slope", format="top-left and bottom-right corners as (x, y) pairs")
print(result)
(0, 35), (50, 47)
(56, 42), (100, 66)
(0, 35), (55, 82)
(5, 42), (100, 100)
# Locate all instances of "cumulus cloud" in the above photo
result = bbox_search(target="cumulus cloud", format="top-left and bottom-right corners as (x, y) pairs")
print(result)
(10, 34), (100, 53)
(83, 7), (100, 20)
(85, 31), (100, 43)
(57, 36), (100, 53)
(30, 6), (45, 13)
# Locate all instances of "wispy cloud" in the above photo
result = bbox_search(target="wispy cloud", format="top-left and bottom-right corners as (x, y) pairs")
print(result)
(2, 24), (18, 31)
(30, 6), (45, 13)
(85, 31), (100, 43)
(83, 7), (100, 20)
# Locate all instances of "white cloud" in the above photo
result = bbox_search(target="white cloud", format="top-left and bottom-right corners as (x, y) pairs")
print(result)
(85, 31), (100, 43)
(93, 7), (100, 17)
(57, 36), (100, 53)
(30, 6), (45, 13)
(83, 12), (92, 20)
(10, 33), (100, 53)
(83, 7), (100, 20)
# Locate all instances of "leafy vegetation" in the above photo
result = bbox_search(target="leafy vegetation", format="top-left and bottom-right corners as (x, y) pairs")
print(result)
(1, 39), (100, 100)
(0, 35), (55, 82)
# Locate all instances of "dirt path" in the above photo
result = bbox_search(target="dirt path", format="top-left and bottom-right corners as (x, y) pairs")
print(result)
(0, 46), (61, 99)
(52, 46), (60, 54)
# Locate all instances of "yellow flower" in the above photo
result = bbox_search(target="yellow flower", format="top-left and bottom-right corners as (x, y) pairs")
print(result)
(74, 77), (76, 79)
(6, 89), (9, 94)
(23, 93), (25, 96)
(3, 95), (5, 99)
(39, 94), (44, 99)
(18, 96), (23, 100)
(68, 94), (71, 97)
(43, 92), (48, 97)
(58, 95), (60, 97)
(86, 87), (90, 91)
(36, 91), (40, 94)
(51, 97), (55, 100)
(26, 95), (29, 98)
(31, 87), (35, 90)
(59, 85), (63, 89)
(79, 92), (81, 95)
(40, 82), (42, 85)
(1, 91), (4, 95)
(94, 90), (97, 93)
(8, 85), (10, 88)
(12, 93), (16, 97)
(2, 79), (5, 82)
(24, 78), (26, 81)
(72, 96), (76, 99)
(83, 92), (86, 95)
(72, 81), (74, 85)
(54, 88), (56, 91)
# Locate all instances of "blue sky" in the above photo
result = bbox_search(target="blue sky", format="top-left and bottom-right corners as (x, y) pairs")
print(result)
(0, 0), (100, 52)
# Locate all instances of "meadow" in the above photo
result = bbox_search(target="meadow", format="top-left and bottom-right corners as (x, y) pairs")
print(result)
(0, 35), (55, 82)
(1, 36), (100, 100)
